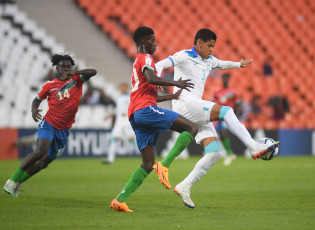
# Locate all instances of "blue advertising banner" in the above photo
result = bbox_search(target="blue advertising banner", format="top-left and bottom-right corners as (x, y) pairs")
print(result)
(17, 129), (139, 158)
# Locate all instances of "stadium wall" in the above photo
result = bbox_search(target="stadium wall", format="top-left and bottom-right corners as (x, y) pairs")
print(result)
(0, 129), (314, 159)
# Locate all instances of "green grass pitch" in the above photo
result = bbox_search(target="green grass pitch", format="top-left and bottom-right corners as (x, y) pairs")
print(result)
(1, 156), (315, 230)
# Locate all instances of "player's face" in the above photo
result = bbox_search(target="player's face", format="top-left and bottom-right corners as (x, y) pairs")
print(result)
(144, 35), (157, 55)
(56, 60), (73, 77)
(120, 84), (129, 94)
(196, 39), (216, 59)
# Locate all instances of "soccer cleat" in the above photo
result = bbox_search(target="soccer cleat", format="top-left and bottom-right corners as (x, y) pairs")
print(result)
(223, 156), (232, 166)
(153, 161), (171, 189)
(224, 154), (237, 166)
(174, 183), (195, 209)
(4, 179), (17, 196)
(110, 199), (133, 212)
(251, 141), (280, 160)
(12, 182), (22, 197)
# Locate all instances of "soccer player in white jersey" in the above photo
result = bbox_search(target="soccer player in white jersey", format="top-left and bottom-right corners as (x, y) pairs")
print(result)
(103, 82), (136, 164)
(155, 28), (280, 208)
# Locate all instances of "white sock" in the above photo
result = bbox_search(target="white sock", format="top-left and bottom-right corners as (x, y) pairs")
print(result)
(108, 140), (117, 163)
(182, 151), (221, 188)
(223, 109), (256, 152)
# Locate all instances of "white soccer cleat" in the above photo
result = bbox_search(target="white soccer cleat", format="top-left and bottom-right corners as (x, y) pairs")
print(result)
(4, 179), (21, 197)
(4, 179), (16, 196)
(12, 182), (22, 197)
(174, 183), (195, 209)
(223, 156), (232, 165)
(250, 141), (280, 160)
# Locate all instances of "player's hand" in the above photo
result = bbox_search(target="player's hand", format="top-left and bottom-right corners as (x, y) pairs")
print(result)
(176, 77), (194, 91)
(61, 72), (74, 80)
(173, 89), (183, 100)
(32, 109), (42, 122)
(158, 86), (164, 91)
(240, 58), (253, 68)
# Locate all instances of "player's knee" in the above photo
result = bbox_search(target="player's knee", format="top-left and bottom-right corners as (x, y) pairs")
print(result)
(33, 149), (46, 160)
(190, 125), (198, 137)
(39, 161), (49, 170)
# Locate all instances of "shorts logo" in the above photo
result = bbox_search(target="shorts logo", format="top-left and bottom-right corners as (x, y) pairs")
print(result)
(56, 148), (64, 157)
(40, 119), (45, 128)
(149, 106), (164, 114)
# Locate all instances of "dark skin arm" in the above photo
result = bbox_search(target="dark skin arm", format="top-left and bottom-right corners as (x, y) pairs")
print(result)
(143, 68), (194, 91)
(157, 89), (182, 102)
(61, 69), (97, 81)
(31, 98), (42, 122)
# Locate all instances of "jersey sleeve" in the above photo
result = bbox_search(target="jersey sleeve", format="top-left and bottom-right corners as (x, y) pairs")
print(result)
(73, 74), (85, 84)
(168, 51), (188, 67)
(140, 54), (155, 73)
(37, 81), (52, 100)
(210, 55), (220, 69)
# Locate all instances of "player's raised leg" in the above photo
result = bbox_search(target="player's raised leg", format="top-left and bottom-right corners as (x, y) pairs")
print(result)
(110, 144), (154, 212)
(211, 105), (279, 158)
(153, 115), (198, 189)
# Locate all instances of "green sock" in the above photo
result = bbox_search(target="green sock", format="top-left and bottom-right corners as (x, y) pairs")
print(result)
(10, 167), (27, 183)
(161, 131), (194, 168)
(222, 138), (232, 156)
(116, 166), (148, 202)
(19, 171), (31, 183)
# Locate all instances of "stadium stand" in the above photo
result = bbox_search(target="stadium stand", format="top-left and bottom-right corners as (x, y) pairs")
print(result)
(0, 3), (115, 129)
(75, 0), (314, 129)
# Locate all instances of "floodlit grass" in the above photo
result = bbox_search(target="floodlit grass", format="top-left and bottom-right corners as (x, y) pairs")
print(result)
(1, 156), (314, 230)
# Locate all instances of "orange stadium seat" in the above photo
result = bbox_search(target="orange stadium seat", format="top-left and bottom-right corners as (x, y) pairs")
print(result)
(75, 0), (314, 128)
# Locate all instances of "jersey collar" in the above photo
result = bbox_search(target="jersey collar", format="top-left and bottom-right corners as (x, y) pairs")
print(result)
(191, 47), (198, 58)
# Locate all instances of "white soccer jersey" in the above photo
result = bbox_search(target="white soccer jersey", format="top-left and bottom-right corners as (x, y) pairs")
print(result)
(115, 93), (130, 123)
(169, 47), (220, 98)
(156, 47), (240, 99)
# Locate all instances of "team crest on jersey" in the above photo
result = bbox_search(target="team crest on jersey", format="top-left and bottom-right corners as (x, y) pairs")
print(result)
(145, 56), (152, 66)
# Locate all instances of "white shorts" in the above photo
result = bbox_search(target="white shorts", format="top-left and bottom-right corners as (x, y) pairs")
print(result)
(112, 119), (135, 140)
(172, 96), (218, 144)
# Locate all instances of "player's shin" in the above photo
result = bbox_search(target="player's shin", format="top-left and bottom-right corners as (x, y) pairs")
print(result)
(116, 166), (148, 202)
(108, 139), (117, 163)
(220, 107), (256, 151)
(10, 167), (30, 183)
(181, 142), (222, 188)
(161, 131), (194, 168)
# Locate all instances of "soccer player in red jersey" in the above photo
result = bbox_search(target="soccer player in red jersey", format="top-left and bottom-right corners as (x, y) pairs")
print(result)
(4, 53), (97, 197)
(110, 26), (198, 212)
(213, 73), (241, 165)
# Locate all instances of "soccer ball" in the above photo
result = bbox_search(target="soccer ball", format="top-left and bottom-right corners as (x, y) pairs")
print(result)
(258, 138), (279, 160)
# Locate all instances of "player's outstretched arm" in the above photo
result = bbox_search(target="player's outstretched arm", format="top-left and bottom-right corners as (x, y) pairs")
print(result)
(240, 59), (253, 68)
(157, 89), (182, 102)
(61, 69), (97, 81)
(143, 68), (194, 91)
(31, 98), (42, 122)
(218, 59), (253, 70)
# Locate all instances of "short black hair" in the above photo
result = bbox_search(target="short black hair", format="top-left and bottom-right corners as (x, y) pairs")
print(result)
(51, 53), (75, 66)
(194, 28), (217, 45)
(133, 26), (154, 45)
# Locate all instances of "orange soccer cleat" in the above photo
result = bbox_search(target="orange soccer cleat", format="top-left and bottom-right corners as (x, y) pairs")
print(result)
(153, 161), (171, 189)
(110, 199), (133, 212)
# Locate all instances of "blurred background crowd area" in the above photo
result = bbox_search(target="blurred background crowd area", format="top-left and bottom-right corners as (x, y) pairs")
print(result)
(0, 0), (314, 129)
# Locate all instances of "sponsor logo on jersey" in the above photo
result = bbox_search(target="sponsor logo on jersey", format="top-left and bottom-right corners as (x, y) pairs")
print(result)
(55, 79), (77, 97)
(145, 56), (152, 66)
